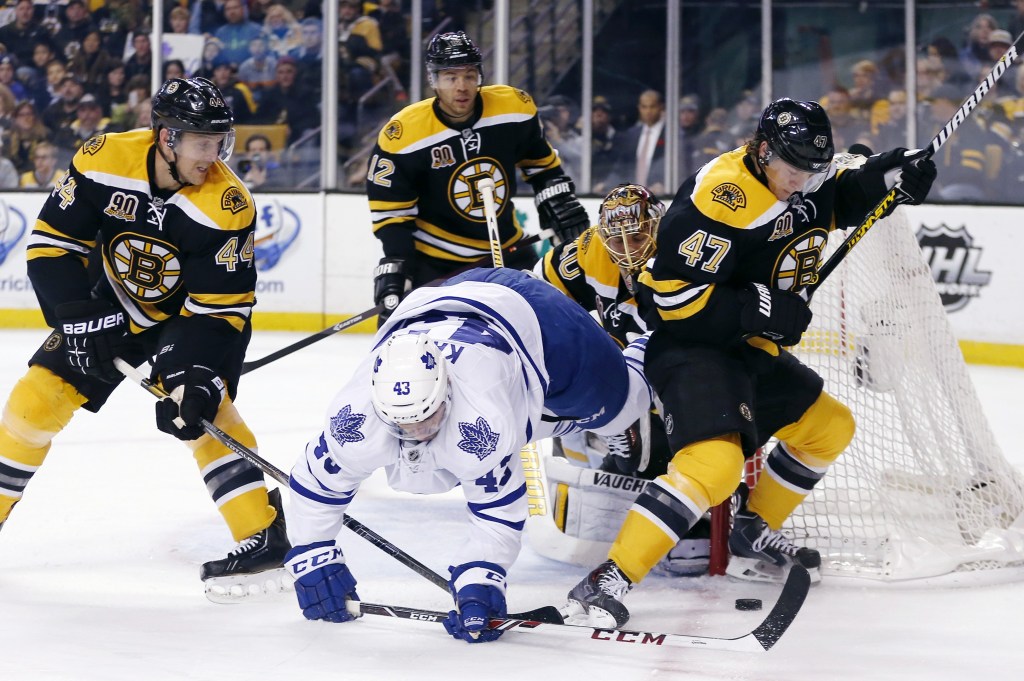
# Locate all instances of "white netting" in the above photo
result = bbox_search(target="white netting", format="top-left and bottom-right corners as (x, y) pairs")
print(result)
(780, 208), (1024, 581)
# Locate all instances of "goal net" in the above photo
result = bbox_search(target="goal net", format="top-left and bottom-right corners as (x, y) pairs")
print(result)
(777, 207), (1024, 582)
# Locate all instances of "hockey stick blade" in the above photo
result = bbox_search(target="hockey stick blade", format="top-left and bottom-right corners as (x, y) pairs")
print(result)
(352, 565), (810, 652)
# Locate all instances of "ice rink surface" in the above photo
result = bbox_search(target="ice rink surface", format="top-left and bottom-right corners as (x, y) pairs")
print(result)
(0, 328), (1020, 680)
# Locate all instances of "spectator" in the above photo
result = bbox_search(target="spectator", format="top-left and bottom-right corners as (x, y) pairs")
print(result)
(19, 140), (61, 188)
(92, 0), (140, 58)
(123, 32), (152, 85)
(600, 89), (666, 195)
(53, 0), (98, 57)
(42, 75), (85, 133)
(370, 0), (410, 89)
(821, 85), (868, 152)
(189, 0), (228, 36)
(984, 29), (1015, 76)
(162, 59), (187, 81)
(0, 135), (19, 188)
(288, 17), (323, 97)
(848, 59), (882, 124)
(338, 0), (381, 104)
(238, 35), (278, 97)
(726, 89), (760, 146)
(676, 93), (704, 181)
(6, 101), (50, 172)
(255, 55), (318, 143)
(195, 37), (226, 80)
(692, 106), (732, 170)
(0, 83), (16, 130)
(917, 55), (945, 102)
(27, 37), (59, 85)
(1011, 0), (1024, 41)
(0, 56), (29, 103)
(209, 57), (256, 123)
(927, 35), (972, 88)
(926, 83), (999, 201)
(590, 96), (617, 190)
(53, 93), (116, 154)
(540, 94), (582, 178)
(32, 58), (69, 111)
(234, 132), (285, 189)
(249, 0), (275, 25)
(96, 60), (128, 120)
(0, 0), (47, 68)
(263, 4), (302, 57)
(215, 0), (265, 68)
(166, 6), (191, 34)
(959, 13), (998, 80)
(873, 88), (909, 151)
(67, 29), (119, 90)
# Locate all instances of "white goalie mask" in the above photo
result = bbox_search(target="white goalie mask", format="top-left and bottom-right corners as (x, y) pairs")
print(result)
(371, 333), (450, 442)
(597, 183), (665, 275)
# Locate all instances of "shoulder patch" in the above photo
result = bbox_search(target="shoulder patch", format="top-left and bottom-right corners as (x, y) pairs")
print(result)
(513, 88), (531, 104)
(221, 186), (249, 214)
(383, 119), (403, 141)
(710, 183), (746, 211)
(579, 228), (594, 254)
(82, 135), (106, 155)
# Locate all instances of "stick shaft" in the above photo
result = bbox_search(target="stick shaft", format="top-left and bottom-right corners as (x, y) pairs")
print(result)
(478, 178), (503, 267)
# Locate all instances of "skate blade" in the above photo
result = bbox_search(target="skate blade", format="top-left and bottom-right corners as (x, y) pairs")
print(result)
(726, 557), (822, 585)
(204, 567), (294, 604)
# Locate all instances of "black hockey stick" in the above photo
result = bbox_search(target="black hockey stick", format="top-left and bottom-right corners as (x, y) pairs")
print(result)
(349, 565), (810, 652)
(801, 30), (1023, 301)
(240, 229), (554, 374)
(113, 358), (564, 624)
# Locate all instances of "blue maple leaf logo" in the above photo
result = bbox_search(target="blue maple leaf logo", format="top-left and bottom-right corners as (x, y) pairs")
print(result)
(330, 404), (366, 446)
(457, 417), (500, 460)
(420, 351), (436, 369)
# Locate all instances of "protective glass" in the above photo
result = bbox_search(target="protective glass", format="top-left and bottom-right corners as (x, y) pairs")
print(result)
(389, 401), (448, 442)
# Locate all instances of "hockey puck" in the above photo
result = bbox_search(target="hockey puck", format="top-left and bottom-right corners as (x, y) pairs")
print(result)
(735, 598), (762, 611)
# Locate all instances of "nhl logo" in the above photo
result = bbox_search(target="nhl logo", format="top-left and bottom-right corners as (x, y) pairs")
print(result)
(915, 223), (991, 312)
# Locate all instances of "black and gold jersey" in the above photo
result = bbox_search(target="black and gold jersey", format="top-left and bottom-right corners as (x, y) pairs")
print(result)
(26, 130), (256, 356)
(536, 226), (647, 348)
(367, 84), (564, 263)
(638, 148), (882, 347)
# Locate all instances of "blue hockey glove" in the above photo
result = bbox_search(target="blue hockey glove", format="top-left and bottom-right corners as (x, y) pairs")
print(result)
(285, 541), (361, 623)
(443, 562), (507, 643)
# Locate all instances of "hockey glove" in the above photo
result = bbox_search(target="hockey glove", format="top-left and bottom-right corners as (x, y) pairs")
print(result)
(738, 283), (812, 348)
(55, 299), (128, 384)
(534, 176), (590, 245)
(373, 256), (412, 325)
(154, 365), (226, 441)
(443, 562), (508, 643)
(285, 541), (361, 623)
(893, 153), (937, 206)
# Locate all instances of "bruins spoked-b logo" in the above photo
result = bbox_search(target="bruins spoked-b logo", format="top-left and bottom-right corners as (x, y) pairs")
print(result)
(916, 223), (991, 312)
(106, 233), (182, 303)
(773, 228), (829, 290)
(448, 158), (507, 222)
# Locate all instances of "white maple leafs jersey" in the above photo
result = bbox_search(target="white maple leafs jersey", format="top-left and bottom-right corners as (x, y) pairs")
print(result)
(288, 271), (653, 577)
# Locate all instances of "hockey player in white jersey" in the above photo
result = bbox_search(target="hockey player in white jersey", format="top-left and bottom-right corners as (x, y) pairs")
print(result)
(284, 267), (652, 643)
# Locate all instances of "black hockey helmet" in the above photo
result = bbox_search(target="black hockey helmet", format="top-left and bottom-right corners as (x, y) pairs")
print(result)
(426, 31), (483, 82)
(151, 77), (235, 161)
(152, 77), (234, 135)
(757, 98), (834, 173)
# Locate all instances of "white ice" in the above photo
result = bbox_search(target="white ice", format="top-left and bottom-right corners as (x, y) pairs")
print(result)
(0, 328), (1021, 680)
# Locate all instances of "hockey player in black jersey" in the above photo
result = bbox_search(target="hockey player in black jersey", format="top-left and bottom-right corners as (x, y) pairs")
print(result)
(368, 31), (590, 323)
(565, 98), (937, 628)
(0, 77), (289, 599)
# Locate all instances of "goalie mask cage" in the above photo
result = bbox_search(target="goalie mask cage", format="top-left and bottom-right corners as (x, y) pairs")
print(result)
(744, 207), (1024, 582)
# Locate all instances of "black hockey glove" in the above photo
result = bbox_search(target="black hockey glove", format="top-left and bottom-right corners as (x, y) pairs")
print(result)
(54, 299), (128, 384)
(154, 365), (226, 441)
(893, 154), (937, 206)
(738, 283), (812, 348)
(373, 257), (412, 325)
(534, 176), (589, 245)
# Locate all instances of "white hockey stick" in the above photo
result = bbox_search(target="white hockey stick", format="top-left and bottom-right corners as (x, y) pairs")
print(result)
(803, 29), (1023, 300)
(477, 176), (504, 267)
(112, 358), (564, 622)
(349, 565), (810, 652)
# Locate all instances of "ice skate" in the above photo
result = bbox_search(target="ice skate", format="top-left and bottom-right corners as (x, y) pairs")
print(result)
(201, 488), (293, 602)
(726, 509), (822, 584)
(563, 560), (632, 627)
